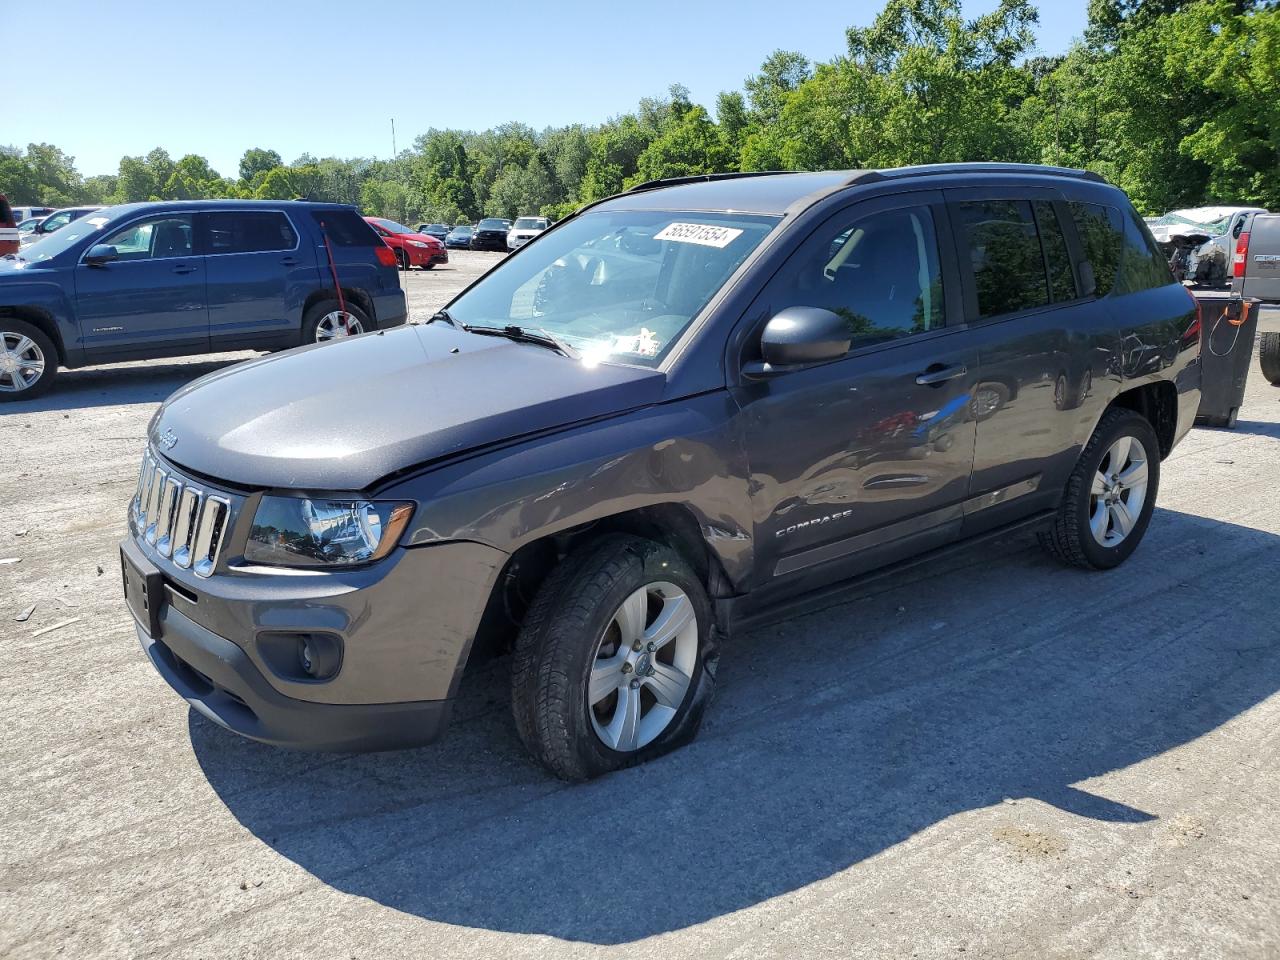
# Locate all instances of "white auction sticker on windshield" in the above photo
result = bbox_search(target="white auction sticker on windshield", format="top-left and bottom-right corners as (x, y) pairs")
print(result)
(654, 222), (744, 248)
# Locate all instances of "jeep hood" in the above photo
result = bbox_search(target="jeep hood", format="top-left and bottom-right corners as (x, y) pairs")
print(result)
(152, 324), (667, 490)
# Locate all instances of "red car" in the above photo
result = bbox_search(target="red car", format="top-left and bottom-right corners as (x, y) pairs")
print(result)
(363, 217), (448, 270)
(0, 195), (17, 257)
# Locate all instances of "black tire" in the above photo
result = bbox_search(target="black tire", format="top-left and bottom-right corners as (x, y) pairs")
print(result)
(511, 534), (719, 781)
(0, 319), (58, 402)
(1038, 407), (1160, 570)
(396, 248), (409, 271)
(1261, 331), (1280, 386)
(300, 300), (373, 345)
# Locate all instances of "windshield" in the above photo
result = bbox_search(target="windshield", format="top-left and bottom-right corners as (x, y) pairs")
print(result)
(1153, 211), (1231, 236)
(478, 218), (508, 230)
(374, 218), (414, 235)
(447, 209), (778, 367)
(23, 211), (114, 262)
(450, 225), (471, 234)
(514, 218), (546, 230)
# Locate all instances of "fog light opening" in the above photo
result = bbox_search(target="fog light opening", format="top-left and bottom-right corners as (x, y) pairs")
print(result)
(297, 634), (341, 680)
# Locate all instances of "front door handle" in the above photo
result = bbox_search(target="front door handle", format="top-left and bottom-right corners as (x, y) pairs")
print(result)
(915, 363), (967, 386)
(171, 263), (197, 275)
(280, 256), (298, 266)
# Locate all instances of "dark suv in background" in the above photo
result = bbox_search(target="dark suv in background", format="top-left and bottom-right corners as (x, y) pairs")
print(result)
(470, 217), (512, 251)
(123, 164), (1199, 781)
(0, 201), (406, 399)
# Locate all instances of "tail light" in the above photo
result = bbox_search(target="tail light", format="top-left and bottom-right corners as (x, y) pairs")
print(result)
(1182, 285), (1202, 348)
(1233, 231), (1250, 278)
(374, 245), (397, 268)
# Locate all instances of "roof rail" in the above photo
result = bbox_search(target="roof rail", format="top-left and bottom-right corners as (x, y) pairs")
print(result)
(863, 162), (1108, 185)
(625, 170), (800, 194)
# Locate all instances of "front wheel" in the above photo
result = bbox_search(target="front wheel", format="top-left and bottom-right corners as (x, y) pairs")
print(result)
(511, 535), (718, 781)
(1038, 408), (1160, 569)
(0, 320), (58, 402)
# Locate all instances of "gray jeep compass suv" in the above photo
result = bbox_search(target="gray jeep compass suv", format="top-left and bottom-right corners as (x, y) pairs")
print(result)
(122, 164), (1201, 780)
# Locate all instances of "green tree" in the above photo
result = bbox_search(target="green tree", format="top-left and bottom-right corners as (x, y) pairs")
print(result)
(631, 106), (735, 184)
(743, 50), (811, 124)
(238, 147), (283, 184)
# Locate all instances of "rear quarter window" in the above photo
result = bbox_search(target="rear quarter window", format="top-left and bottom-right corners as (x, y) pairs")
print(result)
(1115, 208), (1175, 294)
(310, 209), (378, 247)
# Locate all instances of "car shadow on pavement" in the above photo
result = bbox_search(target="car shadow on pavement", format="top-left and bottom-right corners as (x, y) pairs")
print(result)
(0, 355), (254, 413)
(192, 507), (1280, 945)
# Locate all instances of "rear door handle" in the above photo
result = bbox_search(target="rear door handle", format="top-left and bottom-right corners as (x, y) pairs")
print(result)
(915, 364), (967, 386)
(280, 256), (298, 266)
(171, 263), (197, 275)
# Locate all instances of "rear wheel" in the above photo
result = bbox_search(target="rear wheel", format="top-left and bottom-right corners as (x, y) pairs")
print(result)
(1260, 331), (1280, 386)
(1038, 408), (1159, 570)
(301, 301), (372, 344)
(511, 535), (718, 781)
(0, 320), (57, 401)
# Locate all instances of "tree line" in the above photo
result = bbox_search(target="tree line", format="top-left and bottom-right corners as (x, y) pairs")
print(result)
(4, 0), (1277, 223)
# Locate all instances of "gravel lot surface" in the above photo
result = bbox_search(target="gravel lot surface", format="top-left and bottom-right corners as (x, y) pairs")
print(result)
(2, 271), (1278, 959)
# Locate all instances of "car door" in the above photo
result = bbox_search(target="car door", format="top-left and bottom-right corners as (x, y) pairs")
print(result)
(730, 191), (980, 600)
(73, 212), (208, 359)
(945, 189), (1117, 535)
(201, 209), (316, 350)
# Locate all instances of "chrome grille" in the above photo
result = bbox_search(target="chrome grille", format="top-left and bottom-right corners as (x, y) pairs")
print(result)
(132, 451), (231, 578)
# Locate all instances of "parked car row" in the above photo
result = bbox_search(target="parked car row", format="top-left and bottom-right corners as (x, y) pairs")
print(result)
(413, 216), (554, 252)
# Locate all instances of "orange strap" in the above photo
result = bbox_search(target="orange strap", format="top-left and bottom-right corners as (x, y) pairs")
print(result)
(1223, 300), (1252, 328)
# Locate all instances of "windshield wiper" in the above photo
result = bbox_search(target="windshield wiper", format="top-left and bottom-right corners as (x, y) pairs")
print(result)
(425, 307), (459, 327)
(463, 324), (580, 360)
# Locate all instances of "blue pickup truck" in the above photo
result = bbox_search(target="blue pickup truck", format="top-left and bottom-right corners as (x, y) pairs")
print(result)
(0, 200), (407, 400)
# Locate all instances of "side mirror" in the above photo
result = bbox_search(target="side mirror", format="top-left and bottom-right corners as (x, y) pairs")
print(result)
(1078, 260), (1097, 297)
(84, 244), (119, 266)
(743, 306), (851, 378)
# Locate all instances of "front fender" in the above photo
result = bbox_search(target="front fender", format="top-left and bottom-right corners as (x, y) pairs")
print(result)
(383, 391), (755, 589)
(0, 273), (80, 364)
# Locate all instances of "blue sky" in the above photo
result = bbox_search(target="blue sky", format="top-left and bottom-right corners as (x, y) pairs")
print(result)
(6, 1), (1088, 178)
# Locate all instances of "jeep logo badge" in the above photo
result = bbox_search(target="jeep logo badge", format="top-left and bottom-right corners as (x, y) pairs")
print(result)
(159, 428), (178, 450)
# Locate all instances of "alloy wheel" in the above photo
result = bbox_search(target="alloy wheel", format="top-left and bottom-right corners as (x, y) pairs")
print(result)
(1089, 434), (1149, 547)
(0, 331), (45, 393)
(314, 312), (364, 342)
(587, 582), (699, 752)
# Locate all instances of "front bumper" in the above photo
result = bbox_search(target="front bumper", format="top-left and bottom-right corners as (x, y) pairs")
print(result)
(137, 608), (452, 751)
(122, 509), (508, 750)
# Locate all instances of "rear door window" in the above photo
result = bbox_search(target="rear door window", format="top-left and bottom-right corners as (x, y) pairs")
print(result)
(954, 200), (1050, 318)
(1067, 201), (1122, 297)
(1033, 201), (1077, 302)
(205, 211), (297, 254)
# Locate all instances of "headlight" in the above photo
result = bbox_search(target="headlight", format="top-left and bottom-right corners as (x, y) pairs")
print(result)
(245, 497), (414, 568)
(407, 240), (428, 248)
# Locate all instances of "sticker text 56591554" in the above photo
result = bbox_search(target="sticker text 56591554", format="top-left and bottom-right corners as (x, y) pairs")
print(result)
(654, 222), (744, 248)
